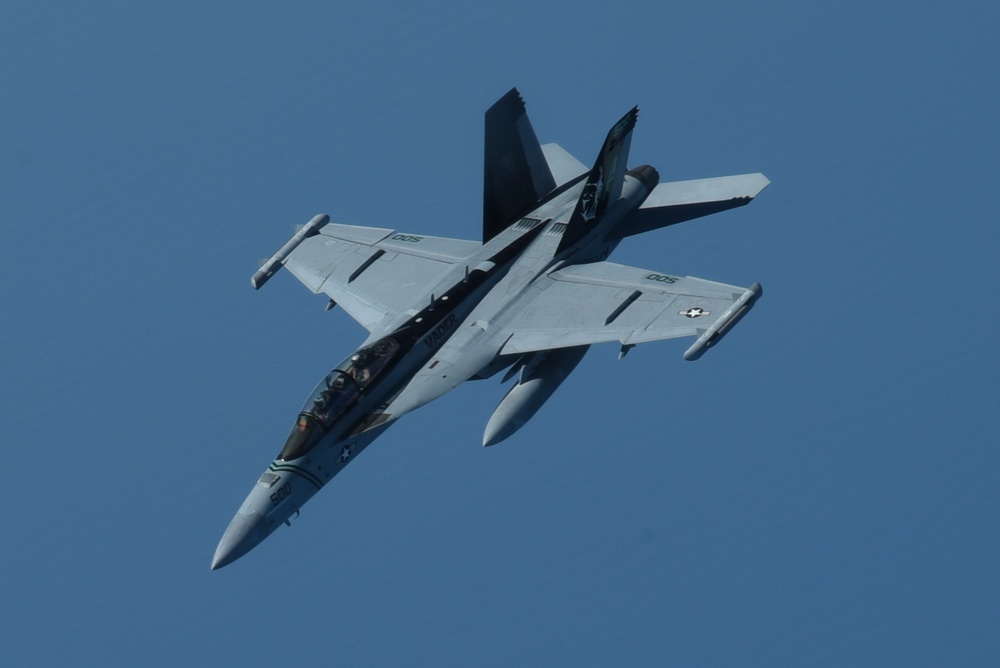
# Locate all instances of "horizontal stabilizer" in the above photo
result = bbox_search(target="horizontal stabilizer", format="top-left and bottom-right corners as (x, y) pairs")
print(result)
(608, 173), (769, 240)
(540, 143), (588, 186)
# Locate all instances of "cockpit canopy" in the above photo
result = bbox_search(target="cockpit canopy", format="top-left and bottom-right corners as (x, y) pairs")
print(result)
(278, 337), (401, 461)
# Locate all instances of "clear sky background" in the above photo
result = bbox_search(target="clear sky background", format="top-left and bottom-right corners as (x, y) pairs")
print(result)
(3, 2), (997, 666)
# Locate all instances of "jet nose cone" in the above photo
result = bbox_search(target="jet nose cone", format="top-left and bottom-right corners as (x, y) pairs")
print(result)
(211, 511), (267, 570)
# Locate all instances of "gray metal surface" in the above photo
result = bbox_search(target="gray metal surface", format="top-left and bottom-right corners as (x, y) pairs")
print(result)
(213, 88), (768, 569)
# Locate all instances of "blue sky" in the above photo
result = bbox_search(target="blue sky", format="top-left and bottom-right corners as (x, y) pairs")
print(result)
(3, 2), (997, 665)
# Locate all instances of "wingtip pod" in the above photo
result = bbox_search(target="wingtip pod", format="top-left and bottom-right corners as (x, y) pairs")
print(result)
(251, 214), (330, 289)
(683, 282), (763, 361)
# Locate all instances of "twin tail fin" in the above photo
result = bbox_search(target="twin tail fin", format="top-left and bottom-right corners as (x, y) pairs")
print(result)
(556, 107), (638, 253)
(482, 89), (557, 242)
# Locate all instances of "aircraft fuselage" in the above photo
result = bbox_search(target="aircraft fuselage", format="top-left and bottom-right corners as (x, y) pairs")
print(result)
(211, 168), (656, 569)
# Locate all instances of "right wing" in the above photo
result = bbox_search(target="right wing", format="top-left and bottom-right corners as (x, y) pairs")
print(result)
(500, 260), (762, 361)
(282, 222), (480, 332)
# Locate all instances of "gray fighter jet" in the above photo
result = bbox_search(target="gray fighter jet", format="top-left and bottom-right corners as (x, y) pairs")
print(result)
(212, 89), (768, 569)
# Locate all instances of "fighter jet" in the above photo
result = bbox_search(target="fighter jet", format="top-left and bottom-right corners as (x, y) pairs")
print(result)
(212, 89), (768, 569)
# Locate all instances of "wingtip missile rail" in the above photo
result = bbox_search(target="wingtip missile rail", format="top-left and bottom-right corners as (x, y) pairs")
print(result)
(683, 282), (763, 361)
(251, 214), (331, 289)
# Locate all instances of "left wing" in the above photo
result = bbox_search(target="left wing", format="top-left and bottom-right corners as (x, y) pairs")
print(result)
(282, 222), (480, 332)
(500, 261), (762, 360)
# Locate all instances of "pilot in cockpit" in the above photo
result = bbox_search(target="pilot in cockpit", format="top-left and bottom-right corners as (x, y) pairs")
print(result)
(348, 352), (371, 383)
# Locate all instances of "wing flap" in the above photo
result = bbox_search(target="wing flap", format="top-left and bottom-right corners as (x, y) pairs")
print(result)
(315, 223), (481, 261)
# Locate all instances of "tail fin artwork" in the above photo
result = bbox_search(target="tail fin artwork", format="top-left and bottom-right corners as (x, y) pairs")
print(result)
(483, 88), (557, 243)
(556, 107), (638, 253)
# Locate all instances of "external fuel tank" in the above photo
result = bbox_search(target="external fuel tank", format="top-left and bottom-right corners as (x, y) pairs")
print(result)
(482, 345), (590, 446)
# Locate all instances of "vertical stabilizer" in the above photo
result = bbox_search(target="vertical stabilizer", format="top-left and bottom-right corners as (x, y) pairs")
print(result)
(556, 107), (638, 253)
(483, 88), (557, 242)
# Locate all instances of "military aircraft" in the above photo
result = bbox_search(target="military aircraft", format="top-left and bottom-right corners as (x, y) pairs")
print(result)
(211, 88), (768, 569)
